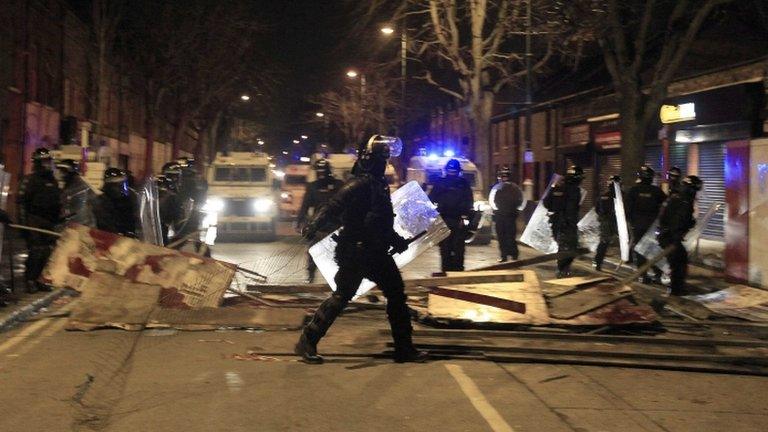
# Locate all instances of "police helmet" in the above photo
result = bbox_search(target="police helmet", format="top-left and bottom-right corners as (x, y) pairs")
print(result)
(357, 135), (402, 176)
(177, 156), (197, 172)
(56, 159), (80, 174)
(162, 161), (182, 175)
(32, 147), (52, 162)
(681, 175), (703, 193)
(103, 167), (129, 199)
(607, 175), (621, 187)
(156, 174), (176, 192)
(565, 165), (584, 183)
(313, 158), (332, 178)
(497, 166), (512, 180)
(637, 165), (655, 182)
(667, 166), (681, 180)
(445, 159), (462, 176)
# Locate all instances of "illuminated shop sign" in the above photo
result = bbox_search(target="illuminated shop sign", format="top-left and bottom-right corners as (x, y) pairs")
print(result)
(660, 103), (696, 124)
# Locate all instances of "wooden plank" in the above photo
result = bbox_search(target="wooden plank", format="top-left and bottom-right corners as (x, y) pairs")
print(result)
(548, 284), (633, 319)
(472, 248), (590, 272)
(147, 307), (307, 330)
(542, 276), (613, 297)
(248, 273), (526, 294)
(428, 287), (526, 314)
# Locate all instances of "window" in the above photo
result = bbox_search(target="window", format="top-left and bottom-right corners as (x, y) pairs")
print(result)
(215, 167), (230, 181)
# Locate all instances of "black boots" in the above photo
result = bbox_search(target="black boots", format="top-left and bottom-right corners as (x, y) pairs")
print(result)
(393, 346), (429, 363)
(295, 295), (347, 364)
(295, 333), (324, 364)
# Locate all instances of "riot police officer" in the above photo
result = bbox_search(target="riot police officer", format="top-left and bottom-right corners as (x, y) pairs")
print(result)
(429, 159), (474, 272)
(17, 148), (62, 292)
(593, 175), (621, 271)
(297, 158), (344, 282)
(657, 175), (702, 296)
(296, 135), (427, 364)
(93, 168), (137, 237)
(56, 159), (96, 227)
(667, 166), (682, 195)
(625, 165), (667, 283)
(161, 161), (192, 238)
(543, 165), (584, 278)
(489, 166), (524, 262)
(156, 174), (179, 245)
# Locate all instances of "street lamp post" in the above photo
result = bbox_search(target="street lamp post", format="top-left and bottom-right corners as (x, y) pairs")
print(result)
(381, 25), (408, 140)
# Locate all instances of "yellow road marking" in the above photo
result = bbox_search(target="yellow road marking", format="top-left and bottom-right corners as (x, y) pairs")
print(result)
(445, 363), (517, 432)
(0, 299), (77, 356)
(8, 317), (69, 359)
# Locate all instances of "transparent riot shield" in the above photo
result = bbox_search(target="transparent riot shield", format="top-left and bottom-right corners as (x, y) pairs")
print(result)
(520, 174), (562, 253)
(0, 168), (11, 259)
(62, 177), (96, 227)
(634, 202), (723, 273)
(309, 180), (450, 299)
(136, 177), (164, 246)
(614, 181), (631, 262)
(577, 208), (601, 251)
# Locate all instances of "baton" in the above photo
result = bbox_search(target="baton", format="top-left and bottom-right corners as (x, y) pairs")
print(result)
(389, 230), (428, 255)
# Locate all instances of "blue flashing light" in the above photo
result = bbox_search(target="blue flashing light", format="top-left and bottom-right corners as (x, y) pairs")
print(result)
(428, 153), (439, 161)
(444, 149), (455, 157)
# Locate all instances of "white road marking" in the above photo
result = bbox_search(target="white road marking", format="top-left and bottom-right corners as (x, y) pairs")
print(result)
(0, 318), (55, 355)
(7, 318), (69, 359)
(445, 363), (517, 432)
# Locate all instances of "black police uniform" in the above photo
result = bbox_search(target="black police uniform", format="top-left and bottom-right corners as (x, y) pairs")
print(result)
(298, 173), (415, 362)
(429, 175), (473, 272)
(157, 182), (179, 245)
(490, 180), (523, 261)
(657, 191), (696, 295)
(297, 175), (344, 281)
(625, 181), (666, 280)
(543, 179), (581, 276)
(93, 193), (138, 237)
(594, 186), (618, 270)
(17, 168), (62, 289)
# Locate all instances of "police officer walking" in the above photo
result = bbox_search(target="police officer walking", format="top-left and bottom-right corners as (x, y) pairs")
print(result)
(17, 148), (62, 292)
(296, 135), (427, 364)
(625, 165), (667, 283)
(593, 176), (621, 271)
(489, 166), (524, 263)
(429, 159), (474, 272)
(297, 158), (344, 283)
(657, 176), (702, 295)
(56, 159), (96, 227)
(543, 166), (584, 278)
(93, 168), (137, 237)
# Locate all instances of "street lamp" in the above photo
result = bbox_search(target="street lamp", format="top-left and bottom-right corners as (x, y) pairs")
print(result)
(240, 94), (250, 101)
(380, 25), (395, 35)
(315, 112), (325, 118)
(257, 139), (265, 145)
(292, 139), (300, 144)
(346, 69), (359, 79)
(300, 135), (309, 140)
(380, 24), (408, 139)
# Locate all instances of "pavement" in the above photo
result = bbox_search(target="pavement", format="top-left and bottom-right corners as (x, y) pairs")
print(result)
(0, 237), (766, 431)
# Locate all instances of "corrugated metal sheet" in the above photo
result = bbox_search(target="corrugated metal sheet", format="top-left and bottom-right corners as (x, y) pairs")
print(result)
(669, 143), (688, 175)
(645, 146), (663, 184)
(698, 142), (726, 239)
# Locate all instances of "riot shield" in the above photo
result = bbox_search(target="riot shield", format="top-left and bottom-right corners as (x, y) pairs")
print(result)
(0, 168), (11, 259)
(614, 181), (631, 262)
(309, 181), (450, 299)
(633, 202), (724, 273)
(577, 208), (601, 252)
(136, 177), (164, 246)
(520, 174), (562, 253)
(62, 177), (96, 227)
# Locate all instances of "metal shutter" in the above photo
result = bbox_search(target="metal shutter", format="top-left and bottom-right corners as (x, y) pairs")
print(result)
(598, 153), (622, 190)
(645, 146), (663, 174)
(697, 142), (726, 239)
(669, 143), (688, 175)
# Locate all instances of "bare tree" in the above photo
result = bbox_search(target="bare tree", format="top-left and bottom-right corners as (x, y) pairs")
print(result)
(313, 68), (401, 148)
(591, 0), (732, 181)
(405, 0), (586, 185)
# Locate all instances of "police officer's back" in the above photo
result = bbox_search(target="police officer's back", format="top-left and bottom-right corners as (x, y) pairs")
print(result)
(429, 159), (473, 272)
(543, 165), (584, 277)
(625, 165), (666, 236)
(94, 168), (137, 237)
(489, 166), (524, 262)
(593, 175), (621, 270)
(17, 148), (62, 292)
(657, 175), (701, 295)
(667, 166), (682, 195)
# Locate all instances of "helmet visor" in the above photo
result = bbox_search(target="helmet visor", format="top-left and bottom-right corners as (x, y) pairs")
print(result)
(367, 135), (403, 158)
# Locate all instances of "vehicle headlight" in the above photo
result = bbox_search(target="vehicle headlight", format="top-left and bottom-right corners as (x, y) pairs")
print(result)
(253, 197), (274, 213)
(280, 191), (292, 202)
(474, 201), (491, 212)
(204, 197), (225, 213)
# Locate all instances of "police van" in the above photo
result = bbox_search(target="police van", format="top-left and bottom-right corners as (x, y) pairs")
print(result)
(278, 163), (311, 221)
(204, 151), (279, 241)
(406, 155), (492, 245)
